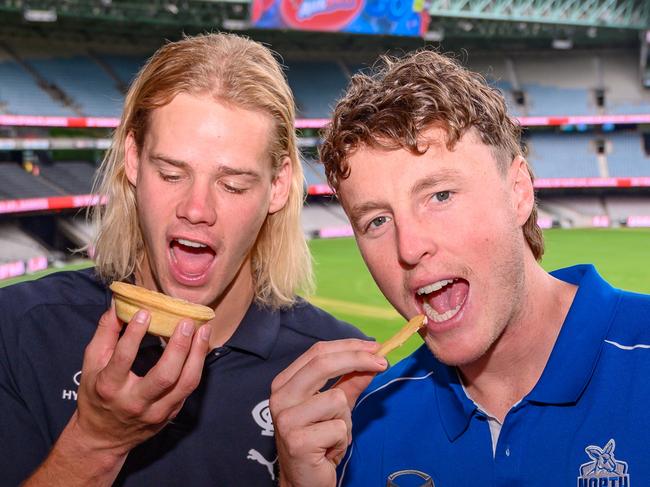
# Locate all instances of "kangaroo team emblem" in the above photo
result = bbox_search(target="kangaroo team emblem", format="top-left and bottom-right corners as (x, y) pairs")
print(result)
(577, 439), (630, 487)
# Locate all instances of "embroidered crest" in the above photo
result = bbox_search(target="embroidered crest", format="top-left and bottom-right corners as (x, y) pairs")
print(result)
(577, 439), (630, 486)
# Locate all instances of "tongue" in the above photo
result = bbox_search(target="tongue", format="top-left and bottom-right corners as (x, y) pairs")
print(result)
(426, 280), (469, 314)
(171, 241), (215, 276)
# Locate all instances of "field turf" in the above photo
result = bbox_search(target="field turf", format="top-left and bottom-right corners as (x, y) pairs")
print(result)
(1, 228), (649, 363)
(308, 228), (650, 363)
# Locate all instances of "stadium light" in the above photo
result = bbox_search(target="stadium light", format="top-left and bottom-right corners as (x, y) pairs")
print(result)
(552, 38), (573, 50)
(23, 8), (57, 22)
(424, 27), (444, 42)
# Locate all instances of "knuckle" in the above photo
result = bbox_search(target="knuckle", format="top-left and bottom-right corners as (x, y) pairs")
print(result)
(285, 430), (307, 458)
(123, 400), (146, 418)
(152, 373), (175, 391)
(329, 387), (348, 408)
(167, 336), (192, 355)
(94, 374), (116, 401)
(311, 353), (334, 371)
(268, 394), (285, 416)
(273, 409), (292, 433)
(331, 418), (348, 437)
(310, 341), (328, 355)
(270, 375), (284, 394)
(176, 375), (201, 397)
(147, 408), (172, 425)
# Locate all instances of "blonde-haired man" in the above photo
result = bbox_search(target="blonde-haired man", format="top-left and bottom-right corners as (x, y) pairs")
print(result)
(0, 33), (363, 486)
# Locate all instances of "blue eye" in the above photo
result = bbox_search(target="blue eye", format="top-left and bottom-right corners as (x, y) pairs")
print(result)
(368, 215), (390, 229)
(433, 191), (450, 202)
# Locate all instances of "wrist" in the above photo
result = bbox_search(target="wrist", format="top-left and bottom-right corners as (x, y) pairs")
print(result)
(58, 411), (128, 476)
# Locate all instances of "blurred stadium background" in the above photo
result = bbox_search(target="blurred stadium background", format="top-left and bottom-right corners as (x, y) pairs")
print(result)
(1, 0), (649, 360)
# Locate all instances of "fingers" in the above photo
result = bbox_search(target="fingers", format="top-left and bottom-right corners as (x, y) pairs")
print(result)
(138, 322), (211, 403)
(99, 309), (151, 385)
(280, 388), (352, 435)
(333, 371), (378, 409)
(83, 305), (124, 370)
(272, 339), (380, 391)
(272, 342), (387, 412)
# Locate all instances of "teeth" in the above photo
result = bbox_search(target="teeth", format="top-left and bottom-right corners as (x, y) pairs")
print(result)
(176, 238), (206, 248)
(417, 279), (454, 295)
(423, 301), (463, 323)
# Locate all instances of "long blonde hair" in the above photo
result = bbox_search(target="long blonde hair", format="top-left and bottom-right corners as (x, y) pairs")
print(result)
(91, 33), (313, 307)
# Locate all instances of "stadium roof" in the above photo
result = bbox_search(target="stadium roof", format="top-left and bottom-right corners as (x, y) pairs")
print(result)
(0, 0), (648, 52)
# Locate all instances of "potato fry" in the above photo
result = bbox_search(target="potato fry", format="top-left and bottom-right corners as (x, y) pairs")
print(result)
(377, 314), (427, 357)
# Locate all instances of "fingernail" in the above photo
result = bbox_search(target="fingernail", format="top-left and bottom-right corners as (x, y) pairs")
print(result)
(200, 325), (211, 341)
(375, 356), (388, 368)
(135, 310), (149, 324)
(180, 320), (194, 337)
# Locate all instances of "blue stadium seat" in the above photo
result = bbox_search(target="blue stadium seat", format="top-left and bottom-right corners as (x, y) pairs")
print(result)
(0, 60), (75, 116)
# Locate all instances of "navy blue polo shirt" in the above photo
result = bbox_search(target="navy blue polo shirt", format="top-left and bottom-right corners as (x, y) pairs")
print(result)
(0, 268), (365, 486)
(339, 265), (650, 487)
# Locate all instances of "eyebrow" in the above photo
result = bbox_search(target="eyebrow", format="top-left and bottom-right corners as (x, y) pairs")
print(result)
(150, 154), (262, 180)
(409, 168), (462, 197)
(346, 168), (463, 228)
(347, 201), (389, 230)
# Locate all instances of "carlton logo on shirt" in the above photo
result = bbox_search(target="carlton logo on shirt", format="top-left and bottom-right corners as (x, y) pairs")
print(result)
(252, 399), (274, 436)
(577, 439), (630, 487)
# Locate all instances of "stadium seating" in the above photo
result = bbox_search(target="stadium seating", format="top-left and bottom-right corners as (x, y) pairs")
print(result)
(0, 59), (75, 116)
(37, 161), (97, 195)
(28, 56), (123, 117)
(0, 163), (65, 199)
(526, 133), (600, 178)
(606, 195), (650, 220)
(0, 222), (51, 263)
(606, 132), (650, 177)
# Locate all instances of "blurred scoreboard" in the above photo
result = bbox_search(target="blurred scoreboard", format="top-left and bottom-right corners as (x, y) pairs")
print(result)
(251, 0), (429, 36)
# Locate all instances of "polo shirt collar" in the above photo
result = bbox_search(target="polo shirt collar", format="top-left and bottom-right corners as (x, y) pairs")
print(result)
(223, 300), (281, 360)
(527, 264), (619, 403)
(135, 300), (282, 361)
(433, 264), (620, 441)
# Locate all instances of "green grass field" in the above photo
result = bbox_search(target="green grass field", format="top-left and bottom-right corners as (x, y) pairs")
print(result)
(2, 228), (649, 363)
(308, 228), (650, 363)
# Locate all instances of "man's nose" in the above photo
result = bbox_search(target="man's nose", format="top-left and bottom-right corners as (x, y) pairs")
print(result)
(176, 180), (217, 226)
(395, 216), (436, 267)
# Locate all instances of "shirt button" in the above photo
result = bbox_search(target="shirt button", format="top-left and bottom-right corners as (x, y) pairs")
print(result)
(505, 447), (511, 457)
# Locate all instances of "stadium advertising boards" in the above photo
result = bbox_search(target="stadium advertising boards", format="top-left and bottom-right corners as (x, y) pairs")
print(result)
(251, 0), (429, 36)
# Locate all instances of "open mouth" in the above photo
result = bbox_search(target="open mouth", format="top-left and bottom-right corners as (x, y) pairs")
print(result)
(416, 278), (469, 323)
(169, 238), (216, 278)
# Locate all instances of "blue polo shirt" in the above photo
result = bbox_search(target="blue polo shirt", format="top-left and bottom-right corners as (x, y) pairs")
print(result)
(339, 265), (650, 487)
(0, 268), (365, 486)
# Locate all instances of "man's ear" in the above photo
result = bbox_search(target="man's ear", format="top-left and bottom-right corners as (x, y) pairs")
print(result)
(124, 132), (140, 186)
(509, 155), (535, 226)
(268, 156), (292, 214)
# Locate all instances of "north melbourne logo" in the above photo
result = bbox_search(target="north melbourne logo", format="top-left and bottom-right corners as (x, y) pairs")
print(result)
(577, 439), (630, 487)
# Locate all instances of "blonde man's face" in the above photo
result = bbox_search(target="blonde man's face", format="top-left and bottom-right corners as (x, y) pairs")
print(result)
(124, 92), (291, 309)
